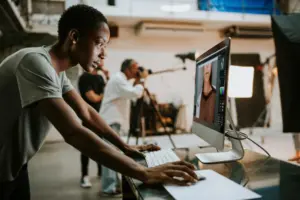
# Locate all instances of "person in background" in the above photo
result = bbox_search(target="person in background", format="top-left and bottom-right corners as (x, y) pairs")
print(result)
(289, 134), (300, 163)
(99, 58), (146, 196)
(0, 5), (198, 200)
(78, 64), (109, 188)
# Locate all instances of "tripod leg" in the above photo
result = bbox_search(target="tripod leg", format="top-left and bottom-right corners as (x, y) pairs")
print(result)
(141, 117), (146, 145)
(144, 88), (176, 148)
(127, 131), (131, 144)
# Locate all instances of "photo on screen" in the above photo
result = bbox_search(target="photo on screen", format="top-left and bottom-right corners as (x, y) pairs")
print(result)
(193, 54), (227, 133)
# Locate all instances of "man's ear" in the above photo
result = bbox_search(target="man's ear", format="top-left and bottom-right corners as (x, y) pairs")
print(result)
(69, 29), (79, 44)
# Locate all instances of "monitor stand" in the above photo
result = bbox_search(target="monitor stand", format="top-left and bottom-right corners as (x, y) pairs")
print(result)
(196, 108), (244, 164)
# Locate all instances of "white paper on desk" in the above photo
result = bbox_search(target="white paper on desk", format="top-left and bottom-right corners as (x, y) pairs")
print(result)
(164, 170), (261, 200)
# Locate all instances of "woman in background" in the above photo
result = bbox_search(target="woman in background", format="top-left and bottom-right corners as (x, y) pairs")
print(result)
(197, 63), (216, 123)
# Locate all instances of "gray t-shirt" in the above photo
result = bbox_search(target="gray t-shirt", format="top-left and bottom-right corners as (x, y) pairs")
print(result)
(0, 46), (73, 181)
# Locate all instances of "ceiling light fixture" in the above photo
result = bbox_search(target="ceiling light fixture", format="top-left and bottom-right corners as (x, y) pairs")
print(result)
(160, 4), (191, 13)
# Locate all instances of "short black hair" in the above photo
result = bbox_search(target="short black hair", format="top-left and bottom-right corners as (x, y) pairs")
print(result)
(58, 4), (108, 42)
(121, 59), (134, 72)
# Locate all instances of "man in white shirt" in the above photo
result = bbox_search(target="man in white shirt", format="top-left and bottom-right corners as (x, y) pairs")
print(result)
(99, 58), (144, 196)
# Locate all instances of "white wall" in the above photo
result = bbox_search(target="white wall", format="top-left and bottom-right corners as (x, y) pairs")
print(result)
(46, 27), (280, 142)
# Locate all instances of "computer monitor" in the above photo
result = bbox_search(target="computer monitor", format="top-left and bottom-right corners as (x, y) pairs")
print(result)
(192, 38), (244, 164)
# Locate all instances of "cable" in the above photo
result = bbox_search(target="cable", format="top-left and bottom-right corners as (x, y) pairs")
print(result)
(225, 131), (248, 140)
(225, 131), (271, 158)
(246, 136), (271, 157)
(225, 130), (271, 187)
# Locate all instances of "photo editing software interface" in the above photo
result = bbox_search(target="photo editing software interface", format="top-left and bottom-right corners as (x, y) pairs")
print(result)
(194, 49), (228, 133)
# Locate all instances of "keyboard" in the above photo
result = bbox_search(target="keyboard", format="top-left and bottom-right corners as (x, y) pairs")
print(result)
(144, 149), (180, 167)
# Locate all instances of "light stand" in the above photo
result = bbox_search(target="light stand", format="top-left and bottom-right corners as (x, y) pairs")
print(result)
(249, 55), (277, 141)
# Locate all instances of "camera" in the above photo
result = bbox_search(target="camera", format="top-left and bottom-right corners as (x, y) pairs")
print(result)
(137, 66), (152, 78)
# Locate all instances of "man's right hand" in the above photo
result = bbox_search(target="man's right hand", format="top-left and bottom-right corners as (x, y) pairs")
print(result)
(143, 161), (199, 186)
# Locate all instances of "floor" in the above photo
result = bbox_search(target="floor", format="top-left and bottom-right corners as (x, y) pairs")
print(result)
(29, 130), (299, 200)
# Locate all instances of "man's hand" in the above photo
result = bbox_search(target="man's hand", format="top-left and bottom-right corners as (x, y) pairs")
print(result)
(132, 144), (161, 152)
(143, 161), (198, 186)
(124, 144), (161, 159)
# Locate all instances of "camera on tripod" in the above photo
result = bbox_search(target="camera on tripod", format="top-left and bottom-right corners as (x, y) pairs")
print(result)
(137, 66), (153, 78)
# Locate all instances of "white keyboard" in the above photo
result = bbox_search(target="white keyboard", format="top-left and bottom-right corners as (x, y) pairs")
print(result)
(144, 149), (180, 167)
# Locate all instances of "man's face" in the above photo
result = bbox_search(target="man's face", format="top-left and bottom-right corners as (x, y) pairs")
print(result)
(128, 61), (139, 79)
(74, 22), (110, 72)
(203, 63), (212, 82)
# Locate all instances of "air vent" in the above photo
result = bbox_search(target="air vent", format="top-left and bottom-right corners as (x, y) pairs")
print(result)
(223, 25), (273, 39)
(135, 21), (204, 37)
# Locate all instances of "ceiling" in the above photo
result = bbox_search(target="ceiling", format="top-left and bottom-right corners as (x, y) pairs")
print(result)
(0, 0), (25, 33)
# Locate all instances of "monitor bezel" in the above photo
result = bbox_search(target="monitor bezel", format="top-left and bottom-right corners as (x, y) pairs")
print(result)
(192, 38), (231, 150)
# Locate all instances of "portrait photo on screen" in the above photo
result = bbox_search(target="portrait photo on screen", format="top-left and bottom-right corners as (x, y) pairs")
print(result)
(195, 59), (218, 121)
(194, 54), (226, 133)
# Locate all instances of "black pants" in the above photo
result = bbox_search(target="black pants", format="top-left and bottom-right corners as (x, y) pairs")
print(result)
(81, 153), (102, 177)
(0, 164), (30, 200)
(81, 122), (102, 177)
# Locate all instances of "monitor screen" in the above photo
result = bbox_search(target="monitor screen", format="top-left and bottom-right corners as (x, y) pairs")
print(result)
(193, 47), (228, 133)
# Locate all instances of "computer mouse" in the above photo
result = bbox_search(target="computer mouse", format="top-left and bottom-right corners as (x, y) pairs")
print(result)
(173, 173), (205, 182)
(197, 173), (206, 181)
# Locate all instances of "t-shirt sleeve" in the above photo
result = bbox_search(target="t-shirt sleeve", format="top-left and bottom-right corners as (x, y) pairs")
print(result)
(16, 53), (64, 108)
(60, 71), (74, 94)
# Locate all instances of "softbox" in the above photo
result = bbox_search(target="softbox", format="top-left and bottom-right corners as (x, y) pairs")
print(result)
(272, 14), (300, 132)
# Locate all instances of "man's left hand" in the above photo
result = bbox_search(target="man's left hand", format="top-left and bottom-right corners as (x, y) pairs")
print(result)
(124, 144), (161, 159)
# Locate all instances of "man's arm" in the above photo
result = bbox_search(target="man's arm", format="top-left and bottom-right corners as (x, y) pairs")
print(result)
(85, 90), (103, 103)
(117, 78), (144, 99)
(64, 89), (130, 151)
(37, 97), (145, 179)
(37, 97), (198, 185)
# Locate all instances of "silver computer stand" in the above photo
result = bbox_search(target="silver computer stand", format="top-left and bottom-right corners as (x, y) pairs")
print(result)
(196, 108), (244, 164)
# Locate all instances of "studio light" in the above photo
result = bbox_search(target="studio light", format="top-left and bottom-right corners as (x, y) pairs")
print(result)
(228, 65), (254, 98)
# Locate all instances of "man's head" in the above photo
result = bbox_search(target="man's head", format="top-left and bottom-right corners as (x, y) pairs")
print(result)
(203, 63), (212, 83)
(58, 4), (110, 72)
(121, 59), (139, 79)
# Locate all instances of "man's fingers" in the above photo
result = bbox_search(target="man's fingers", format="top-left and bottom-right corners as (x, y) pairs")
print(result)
(126, 149), (145, 158)
(165, 176), (191, 186)
(147, 144), (161, 151)
(165, 170), (197, 183)
(174, 161), (197, 170)
(169, 164), (198, 180)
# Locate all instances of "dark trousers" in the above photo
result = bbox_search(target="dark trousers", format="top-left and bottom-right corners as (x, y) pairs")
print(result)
(81, 153), (102, 177)
(81, 122), (102, 177)
(0, 164), (30, 200)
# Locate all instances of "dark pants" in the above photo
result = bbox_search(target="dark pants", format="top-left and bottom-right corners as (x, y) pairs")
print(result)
(0, 164), (30, 200)
(81, 153), (102, 177)
(81, 122), (102, 177)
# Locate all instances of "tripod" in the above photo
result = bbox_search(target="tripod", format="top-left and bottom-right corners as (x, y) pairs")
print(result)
(249, 55), (277, 144)
(127, 87), (176, 148)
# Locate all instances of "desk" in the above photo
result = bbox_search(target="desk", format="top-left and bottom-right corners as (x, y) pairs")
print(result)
(122, 147), (300, 200)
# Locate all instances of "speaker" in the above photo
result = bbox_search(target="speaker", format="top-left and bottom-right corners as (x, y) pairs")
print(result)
(109, 24), (119, 38)
(108, 0), (116, 6)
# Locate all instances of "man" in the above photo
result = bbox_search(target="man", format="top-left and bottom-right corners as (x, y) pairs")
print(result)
(195, 63), (216, 123)
(99, 58), (145, 195)
(78, 66), (108, 188)
(0, 4), (197, 200)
